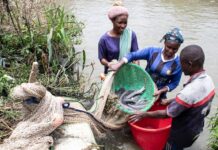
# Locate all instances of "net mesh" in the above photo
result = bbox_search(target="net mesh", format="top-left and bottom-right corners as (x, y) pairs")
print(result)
(0, 63), (156, 149)
(0, 83), (64, 150)
(111, 63), (156, 114)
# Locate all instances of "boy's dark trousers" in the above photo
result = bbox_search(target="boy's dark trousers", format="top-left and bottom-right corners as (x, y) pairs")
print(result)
(164, 134), (199, 150)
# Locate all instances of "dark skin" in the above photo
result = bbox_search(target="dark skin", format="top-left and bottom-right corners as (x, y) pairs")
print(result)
(180, 44), (205, 76)
(161, 46), (205, 106)
(110, 14), (128, 37)
(180, 58), (204, 76)
(100, 14), (139, 67)
(129, 46), (204, 123)
(153, 41), (181, 99)
(109, 40), (181, 99)
(163, 41), (180, 60)
(100, 14), (128, 67)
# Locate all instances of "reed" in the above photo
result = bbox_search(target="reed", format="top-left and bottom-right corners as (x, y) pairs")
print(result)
(208, 106), (218, 150)
(0, 0), (98, 143)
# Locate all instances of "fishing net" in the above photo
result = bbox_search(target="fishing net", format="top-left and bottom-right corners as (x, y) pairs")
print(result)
(0, 63), (127, 150)
(0, 81), (124, 150)
(111, 63), (156, 114)
(0, 82), (64, 150)
(0, 62), (155, 150)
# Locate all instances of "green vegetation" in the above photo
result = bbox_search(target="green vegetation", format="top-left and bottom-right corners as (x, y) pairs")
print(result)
(1, 1), (84, 72)
(0, 0), (98, 143)
(208, 107), (218, 150)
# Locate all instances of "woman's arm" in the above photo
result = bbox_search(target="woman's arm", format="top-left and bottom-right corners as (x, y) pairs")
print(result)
(167, 69), (182, 92)
(154, 69), (182, 99)
(108, 58), (126, 71)
(100, 58), (110, 67)
(131, 31), (139, 52)
(126, 48), (150, 62)
(109, 47), (153, 71)
(98, 37), (108, 67)
(161, 98), (175, 105)
(153, 86), (169, 100)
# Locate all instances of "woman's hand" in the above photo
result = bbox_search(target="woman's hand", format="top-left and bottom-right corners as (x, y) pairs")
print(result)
(108, 62), (120, 71)
(160, 99), (170, 105)
(153, 86), (168, 101)
(161, 98), (175, 105)
(133, 60), (140, 65)
(153, 89), (162, 101)
(108, 59), (125, 71)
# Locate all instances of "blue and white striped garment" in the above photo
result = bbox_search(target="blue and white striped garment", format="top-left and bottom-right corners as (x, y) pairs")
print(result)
(125, 47), (182, 92)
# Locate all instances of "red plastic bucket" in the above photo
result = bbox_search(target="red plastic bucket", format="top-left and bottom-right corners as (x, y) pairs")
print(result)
(129, 103), (172, 150)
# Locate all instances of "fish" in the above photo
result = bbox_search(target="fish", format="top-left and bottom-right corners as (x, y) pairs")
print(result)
(115, 88), (126, 97)
(127, 99), (149, 110)
(122, 95), (141, 105)
(122, 87), (145, 103)
(116, 87), (149, 111)
(125, 87), (146, 99)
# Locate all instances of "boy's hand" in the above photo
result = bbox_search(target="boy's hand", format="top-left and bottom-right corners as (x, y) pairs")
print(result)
(128, 112), (147, 123)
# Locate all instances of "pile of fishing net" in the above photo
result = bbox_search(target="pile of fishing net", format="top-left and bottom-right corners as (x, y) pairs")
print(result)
(0, 82), (64, 150)
(0, 63), (155, 150)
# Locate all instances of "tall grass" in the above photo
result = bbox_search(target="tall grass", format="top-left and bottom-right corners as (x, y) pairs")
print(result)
(0, 0), (98, 99)
(0, 0), (98, 143)
(208, 107), (218, 150)
(1, 1), (85, 71)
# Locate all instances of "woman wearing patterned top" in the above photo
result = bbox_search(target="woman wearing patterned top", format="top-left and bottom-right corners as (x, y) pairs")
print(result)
(109, 28), (184, 100)
(129, 45), (215, 150)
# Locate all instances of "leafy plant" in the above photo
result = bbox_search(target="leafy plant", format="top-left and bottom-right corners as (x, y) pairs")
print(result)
(0, 0), (98, 143)
(0, 70), (16, 97)
(0, 1), (85, 73)
(43, 5), (84, 72)
(208, 106), (218, 150)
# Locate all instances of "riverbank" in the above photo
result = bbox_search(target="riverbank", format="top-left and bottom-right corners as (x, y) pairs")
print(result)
(56, 0), (218, 149)
(0, 0), (92, 144)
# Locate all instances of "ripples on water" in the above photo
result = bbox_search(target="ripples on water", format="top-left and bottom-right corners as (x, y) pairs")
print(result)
(61, 0), (218, 83)
(56, 0), (218, 149)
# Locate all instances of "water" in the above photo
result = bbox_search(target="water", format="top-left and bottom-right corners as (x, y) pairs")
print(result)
(56, 0), (218, 149)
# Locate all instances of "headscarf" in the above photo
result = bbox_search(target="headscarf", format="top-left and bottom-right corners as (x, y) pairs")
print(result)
(108, 2), (128, 20)
(161, 28), (184, 44)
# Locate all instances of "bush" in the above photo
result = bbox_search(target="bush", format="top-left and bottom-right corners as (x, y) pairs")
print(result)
(208, 107), (218, 150)
(0, 0), (98, 143)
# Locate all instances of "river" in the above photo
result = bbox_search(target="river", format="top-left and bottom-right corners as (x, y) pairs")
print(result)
(56, 0), (218, 149)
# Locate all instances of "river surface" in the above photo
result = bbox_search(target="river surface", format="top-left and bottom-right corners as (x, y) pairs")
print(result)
(56, 0), (218, 149)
